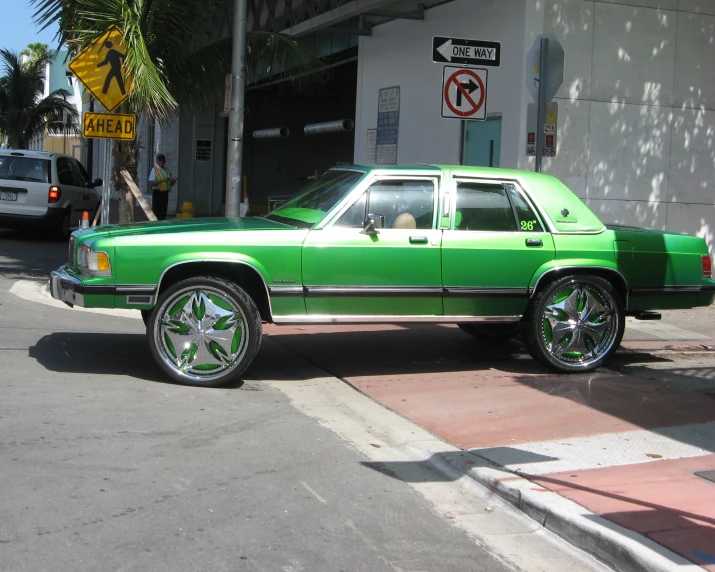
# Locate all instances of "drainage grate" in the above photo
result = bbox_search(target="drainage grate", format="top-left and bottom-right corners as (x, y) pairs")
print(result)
(694, 470), (715, 484)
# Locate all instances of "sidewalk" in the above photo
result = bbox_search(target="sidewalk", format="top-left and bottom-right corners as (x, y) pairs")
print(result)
(263, 319), (715, 571)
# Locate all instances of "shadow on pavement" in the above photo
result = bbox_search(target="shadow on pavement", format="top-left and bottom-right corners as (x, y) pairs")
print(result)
(29, 332), (167, 383)
(265, 324), (539, 377)
(29, 331), (247, 389)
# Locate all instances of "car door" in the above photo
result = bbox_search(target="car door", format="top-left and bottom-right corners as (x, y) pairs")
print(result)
(441, 178), (555, 317)
(301, 175), (443, 318)
(67, 158), (98, 216)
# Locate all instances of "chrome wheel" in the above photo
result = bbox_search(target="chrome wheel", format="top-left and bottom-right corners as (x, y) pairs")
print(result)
(149, 277), (261, 386)
(525, 276), (624, 372)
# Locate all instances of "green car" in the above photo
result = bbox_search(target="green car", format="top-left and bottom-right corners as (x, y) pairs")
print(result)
(50, 165), (715, 386)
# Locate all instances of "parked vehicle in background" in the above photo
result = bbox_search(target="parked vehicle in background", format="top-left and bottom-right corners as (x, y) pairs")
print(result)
(50, 164), (715, 386)
(0, 150), (102, 240)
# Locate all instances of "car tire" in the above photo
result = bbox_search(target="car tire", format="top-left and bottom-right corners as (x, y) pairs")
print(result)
(54, 209), (71, 241)
(523, 275), (624, 373)
(457, 323), (520, 342)
(147, 276), (262, 387)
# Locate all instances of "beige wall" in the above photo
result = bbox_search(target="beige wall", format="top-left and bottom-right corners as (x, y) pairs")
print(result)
(43, 135), (81, 159)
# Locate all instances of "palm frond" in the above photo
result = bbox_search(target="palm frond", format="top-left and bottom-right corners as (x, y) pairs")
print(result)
(30, 1), (327, 121)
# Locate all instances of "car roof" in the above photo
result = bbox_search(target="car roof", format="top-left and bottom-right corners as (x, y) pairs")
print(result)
(0, 149), (65, 160)
(331, 164), (605, 233)
(334, 163), (561, 180)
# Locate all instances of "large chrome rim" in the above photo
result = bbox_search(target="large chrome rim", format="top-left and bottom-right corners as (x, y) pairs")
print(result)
(541, 282), (618, 367)
(154, 286), (249, 383)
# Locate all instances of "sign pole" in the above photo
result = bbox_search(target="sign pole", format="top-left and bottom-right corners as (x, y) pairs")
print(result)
(225, 0), (248, 218)
(535, 37), (548, 173)
(101, 141), (111, 224)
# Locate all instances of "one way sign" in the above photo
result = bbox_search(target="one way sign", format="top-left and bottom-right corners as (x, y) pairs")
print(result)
(432, 36), (501, 67)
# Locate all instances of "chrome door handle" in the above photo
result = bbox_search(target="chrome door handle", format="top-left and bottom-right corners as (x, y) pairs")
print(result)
(409, 236), (428, 244)
(525, 238), (543, 247)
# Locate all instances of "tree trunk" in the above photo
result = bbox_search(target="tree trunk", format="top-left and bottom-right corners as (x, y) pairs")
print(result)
(113, 139), (140, 224)
(113, 103), (141, 224)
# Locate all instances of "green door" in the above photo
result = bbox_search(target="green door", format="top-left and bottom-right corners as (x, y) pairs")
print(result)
(463, 116), (501, 167)
(442, 178), (554, 317)
(302, 177), (443, 317)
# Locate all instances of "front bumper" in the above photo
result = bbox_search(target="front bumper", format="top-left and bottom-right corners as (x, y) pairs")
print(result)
(50, 268), (85, 307)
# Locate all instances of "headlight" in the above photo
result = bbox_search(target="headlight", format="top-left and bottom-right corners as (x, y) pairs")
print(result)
(78, 245), (112, 277)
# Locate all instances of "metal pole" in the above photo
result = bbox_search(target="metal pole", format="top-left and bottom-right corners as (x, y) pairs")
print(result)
(86, 98), (95, 175)
(225, 0), (247, 218)
(535, 37), (548, 173)
(101, 141), (111, 224)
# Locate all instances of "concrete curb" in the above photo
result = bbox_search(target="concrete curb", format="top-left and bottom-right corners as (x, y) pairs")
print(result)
(408, 444), (703, 572)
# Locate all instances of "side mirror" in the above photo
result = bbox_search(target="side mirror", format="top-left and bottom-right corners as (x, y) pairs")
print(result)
(92, 178), (103, 188)
(361, 213), (384, 235)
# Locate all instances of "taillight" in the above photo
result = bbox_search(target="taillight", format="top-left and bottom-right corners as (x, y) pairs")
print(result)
(48, 186), (61, 203)
(702, 255), (712, 277)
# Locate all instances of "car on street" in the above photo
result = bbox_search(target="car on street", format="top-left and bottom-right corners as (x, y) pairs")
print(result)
(0, 149), (102, 240)
(50, 164), (715, 386)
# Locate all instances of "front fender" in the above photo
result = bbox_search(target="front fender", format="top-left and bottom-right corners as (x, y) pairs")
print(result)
(156, 252), (271, 290)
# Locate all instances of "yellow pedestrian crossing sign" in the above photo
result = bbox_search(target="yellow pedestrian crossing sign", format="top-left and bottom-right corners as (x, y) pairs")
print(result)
(69, 26), (133, 112)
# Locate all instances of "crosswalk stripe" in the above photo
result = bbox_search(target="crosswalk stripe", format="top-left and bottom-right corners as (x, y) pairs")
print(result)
(470, 421), (715, 475)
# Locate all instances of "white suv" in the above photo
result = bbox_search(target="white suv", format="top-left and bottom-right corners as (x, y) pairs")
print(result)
(0, 150), (102, 240)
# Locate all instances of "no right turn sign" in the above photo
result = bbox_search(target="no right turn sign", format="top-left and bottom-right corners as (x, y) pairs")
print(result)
(441, 66), (488, 120)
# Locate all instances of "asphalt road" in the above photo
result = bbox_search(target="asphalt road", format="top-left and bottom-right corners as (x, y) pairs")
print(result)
(0, 229), (609, 572)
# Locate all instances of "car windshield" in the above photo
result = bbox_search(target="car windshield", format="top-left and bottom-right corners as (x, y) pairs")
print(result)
(264, 169), (365, 229)
(0, 156), (50, 183)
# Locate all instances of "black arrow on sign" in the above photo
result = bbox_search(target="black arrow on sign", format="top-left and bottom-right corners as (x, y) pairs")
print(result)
(456, 79), (479, 106)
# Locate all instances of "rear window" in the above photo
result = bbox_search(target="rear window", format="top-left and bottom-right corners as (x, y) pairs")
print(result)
(0, 156), (50, 184)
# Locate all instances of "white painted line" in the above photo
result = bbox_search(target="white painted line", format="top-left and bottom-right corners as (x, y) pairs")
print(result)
(626, 317), (710, 341)
(10, 278), (141, 320)
(300, 481), (327, 504)
(470, 422), (715, 475)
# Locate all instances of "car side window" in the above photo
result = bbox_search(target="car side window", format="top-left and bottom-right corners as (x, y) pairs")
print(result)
(67, 159), (88, 187)
(506, 184), (544, 232)
(364, 179), (435, 230)
(56, 157), (74, 186)
(72, 159), (91, 188)
(454, 181), (517, 232)
(335, 192), (367, 228)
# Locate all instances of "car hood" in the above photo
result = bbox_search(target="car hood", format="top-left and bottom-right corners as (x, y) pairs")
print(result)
(77, 216), (294, 239)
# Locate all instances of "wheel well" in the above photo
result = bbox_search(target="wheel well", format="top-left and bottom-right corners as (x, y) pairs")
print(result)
(158, 262), (272, 322)
(531, 268), (628, 304)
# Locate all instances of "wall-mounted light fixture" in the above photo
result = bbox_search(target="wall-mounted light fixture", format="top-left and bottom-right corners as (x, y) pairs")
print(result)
(303, 119), (355, 135)
(252, 127), (290, 139)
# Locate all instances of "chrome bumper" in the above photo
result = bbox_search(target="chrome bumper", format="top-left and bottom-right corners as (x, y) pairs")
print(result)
(50, 268), (85, 307)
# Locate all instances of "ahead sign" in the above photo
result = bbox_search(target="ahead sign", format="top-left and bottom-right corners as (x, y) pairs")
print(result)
(433, 36), (501, 67)
(83, 112), (136, 140)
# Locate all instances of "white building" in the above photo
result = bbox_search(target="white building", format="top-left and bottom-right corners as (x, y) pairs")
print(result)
(134, 0), (715, 252)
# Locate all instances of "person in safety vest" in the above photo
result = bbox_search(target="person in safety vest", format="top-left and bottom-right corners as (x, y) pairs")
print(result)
(148, 153), (177, 220)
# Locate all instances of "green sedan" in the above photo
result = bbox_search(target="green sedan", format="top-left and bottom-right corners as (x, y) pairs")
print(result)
(50, 165), (715, 386)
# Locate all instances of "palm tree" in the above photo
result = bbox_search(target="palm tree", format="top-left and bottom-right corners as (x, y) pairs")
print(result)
(32, 0), (324, 222)
(0, 49), (78, 149)
(20, 43), (50, 68)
